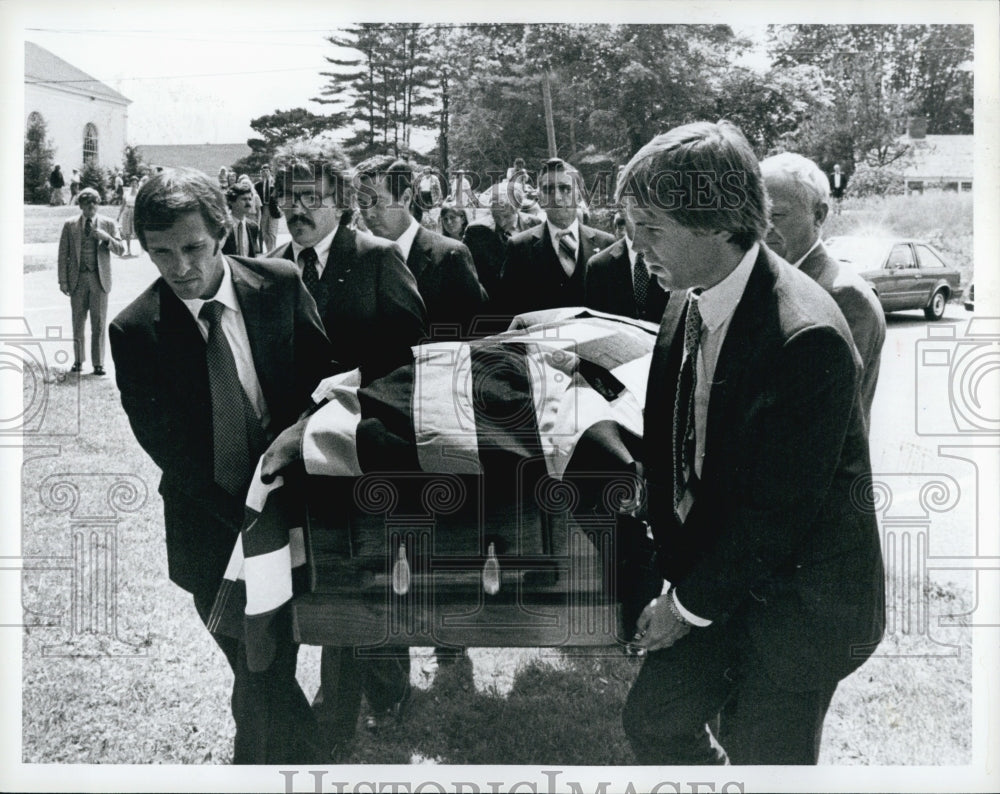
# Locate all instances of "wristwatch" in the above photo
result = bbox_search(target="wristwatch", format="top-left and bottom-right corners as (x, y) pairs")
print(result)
(666, 586), (692, 627)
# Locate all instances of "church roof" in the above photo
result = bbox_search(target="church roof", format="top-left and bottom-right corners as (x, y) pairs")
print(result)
(25, 41), (131, 105)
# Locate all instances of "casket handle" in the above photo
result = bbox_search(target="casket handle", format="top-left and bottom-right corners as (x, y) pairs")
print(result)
(392, 543), (410, 595)
(483, 542), (500, 595)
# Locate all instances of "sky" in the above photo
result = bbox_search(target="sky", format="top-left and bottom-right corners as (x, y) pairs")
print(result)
(16, 4), (771, 148)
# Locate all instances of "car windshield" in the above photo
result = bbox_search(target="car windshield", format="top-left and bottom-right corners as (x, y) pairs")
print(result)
(825, 238), (889, 273)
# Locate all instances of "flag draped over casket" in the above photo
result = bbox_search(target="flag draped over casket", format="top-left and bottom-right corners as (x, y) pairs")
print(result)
(208, 308), (658, 671)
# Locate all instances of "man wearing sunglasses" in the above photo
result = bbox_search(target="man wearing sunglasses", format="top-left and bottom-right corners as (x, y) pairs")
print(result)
(267, 135), (427, 385)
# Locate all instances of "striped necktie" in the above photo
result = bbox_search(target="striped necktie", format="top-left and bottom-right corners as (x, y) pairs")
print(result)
(673, 290), (703, 522)
(555, 228), (577, 275)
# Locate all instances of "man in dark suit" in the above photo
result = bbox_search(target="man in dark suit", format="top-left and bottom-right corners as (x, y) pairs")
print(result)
(109, 168), (334, 763)
(584, 207), (668, 323)
(268, 137), (428, 754)
(355, 155), (488, 340)
(254, 164), (281, 251)
(267, 137), (427, 384)
(221, 183), (261, 258)
(620, 122), (885, 764)
(829, 163), (848, 214)
(497, 158), (614, 323)
(462, 181), (542, 303)
(57, 187), (126, 376)
(762, 152), (885, 429)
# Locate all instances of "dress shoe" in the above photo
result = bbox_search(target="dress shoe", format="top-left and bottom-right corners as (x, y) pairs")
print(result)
(93, 366), (106, 376)
(364, 682), (411, 733)
(70, 362), (82, 373)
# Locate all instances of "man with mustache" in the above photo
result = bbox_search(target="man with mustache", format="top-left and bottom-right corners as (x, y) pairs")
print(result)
(266, 135), (427, 757)
(267, 135), (426, 384)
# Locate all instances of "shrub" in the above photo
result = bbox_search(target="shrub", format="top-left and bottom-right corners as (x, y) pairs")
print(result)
(79, 161), (108, 202)
(849, 163), (905, 198)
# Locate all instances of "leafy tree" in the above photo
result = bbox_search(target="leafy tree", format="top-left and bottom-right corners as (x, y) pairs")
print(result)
(122, 145), (144, 180)
(24, 114), (55, 204)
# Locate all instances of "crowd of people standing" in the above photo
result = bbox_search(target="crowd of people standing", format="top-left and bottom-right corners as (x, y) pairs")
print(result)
(58, 121), (888, 768)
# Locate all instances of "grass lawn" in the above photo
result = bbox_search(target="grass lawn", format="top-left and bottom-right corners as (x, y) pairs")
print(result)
(18, 197), (975, 765)
(18, 368), (973, 765)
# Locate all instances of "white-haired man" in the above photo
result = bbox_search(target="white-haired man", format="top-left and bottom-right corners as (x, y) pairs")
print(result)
(620, 121), (884, 764)
(760, 152), (885, 429)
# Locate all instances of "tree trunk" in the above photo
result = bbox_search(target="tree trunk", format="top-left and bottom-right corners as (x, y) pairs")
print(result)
(541, 71), (557, 157)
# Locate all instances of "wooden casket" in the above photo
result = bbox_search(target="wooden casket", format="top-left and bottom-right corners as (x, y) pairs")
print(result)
(292, 465), (659, 649)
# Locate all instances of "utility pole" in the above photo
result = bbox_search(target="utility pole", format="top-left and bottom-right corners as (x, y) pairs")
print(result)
(541, 71), (557, 157)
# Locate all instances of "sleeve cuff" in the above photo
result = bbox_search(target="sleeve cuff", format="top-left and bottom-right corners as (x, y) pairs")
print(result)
(673, 587), (712, 627)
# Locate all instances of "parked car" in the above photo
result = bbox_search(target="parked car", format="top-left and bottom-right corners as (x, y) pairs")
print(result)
(824, 236), (963, 320)
(965, 281), (975, 311)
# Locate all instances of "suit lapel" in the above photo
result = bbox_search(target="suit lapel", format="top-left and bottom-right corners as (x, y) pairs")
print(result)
(406, 227), (430, 282)
(155, 282), (210, 418)
(701, 248), (772, 477)
(231, 258), (282, 416)
(611, 244), (634, 314)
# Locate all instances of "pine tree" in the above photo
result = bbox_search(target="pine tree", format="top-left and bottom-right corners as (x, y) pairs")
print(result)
(24, 115), (55, 204)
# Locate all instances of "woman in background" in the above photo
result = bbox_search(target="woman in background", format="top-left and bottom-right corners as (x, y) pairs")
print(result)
(117, 176), (140, 256)
(439, 202), (469, 241)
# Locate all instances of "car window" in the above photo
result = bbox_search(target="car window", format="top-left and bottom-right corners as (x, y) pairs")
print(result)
(887, 244), (915, 269)
(914, 244), (948, 269)
(825, 238), (887, 273)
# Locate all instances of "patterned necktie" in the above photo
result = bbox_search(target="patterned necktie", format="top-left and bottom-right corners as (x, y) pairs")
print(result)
(200, 300), (258, 496)
(555, 228), (577, 275)
(84, 218), (93, 237)
(672, 290), (703, 522)
(633, 251), (650, 313)
(299, 247), (320, 296)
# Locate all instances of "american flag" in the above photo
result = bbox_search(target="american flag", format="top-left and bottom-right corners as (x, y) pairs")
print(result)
(208, 308), (658, 671)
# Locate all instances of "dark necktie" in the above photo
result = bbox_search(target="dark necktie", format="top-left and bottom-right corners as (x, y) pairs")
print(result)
(299, 247), (320, 296)
(673, 291), (703, 522)
(633, 251), (649, 313)
(84, 218), (93, 237)
(200, 300), (262, 496)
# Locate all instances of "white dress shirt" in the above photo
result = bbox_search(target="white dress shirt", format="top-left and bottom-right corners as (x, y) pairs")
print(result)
(391, 218), (422, 263)
(182, 257), (270, 429)
(290, 225), (338, 280)
(670, 242), (759, 627)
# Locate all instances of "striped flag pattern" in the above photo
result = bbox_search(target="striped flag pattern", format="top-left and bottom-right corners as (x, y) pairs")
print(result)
(209, 308), (658, 671)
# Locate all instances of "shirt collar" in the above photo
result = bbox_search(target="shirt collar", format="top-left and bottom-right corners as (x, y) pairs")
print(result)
(695, 242), (759, 332)
(182, 256), (239, 322)
(291, 224), (338, 265)
(547, 218), (579, 242)
(792, 238), (822, 269)
(393, 218), (422, 262)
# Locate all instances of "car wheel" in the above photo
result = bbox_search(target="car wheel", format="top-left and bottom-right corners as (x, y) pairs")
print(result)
(924, 289), (947, 320)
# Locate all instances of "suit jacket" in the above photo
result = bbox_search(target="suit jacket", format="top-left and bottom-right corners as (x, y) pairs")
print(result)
(497, 222), (615, 322)
(462, 211), (542, 301)
(644, 246), (885, 690)
(406, 226), (488, 339)
(254, 178), (282, 220)
(584, 237), (668, 323)
(109, 256), (334, 602)
(270, 224), (427, 383)
(221, 219), (261, 258)
(58, 214), (125, 293)
(829, 171), (848, 198)
(797, 241), (886, 430)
